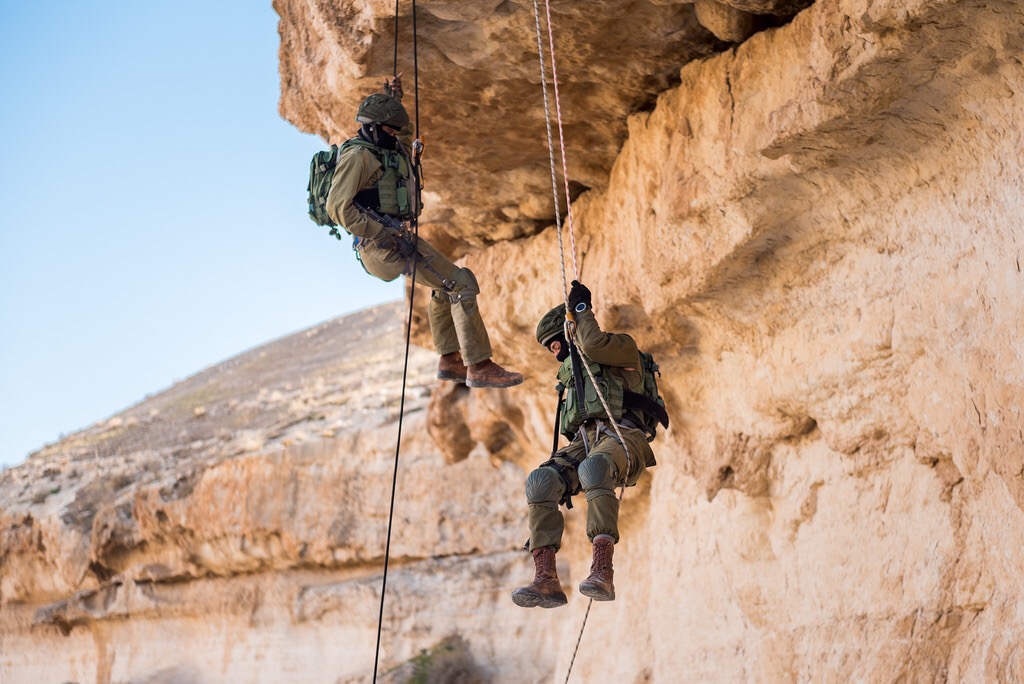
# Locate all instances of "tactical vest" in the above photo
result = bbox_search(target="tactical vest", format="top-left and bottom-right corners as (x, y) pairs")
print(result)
(556, 351), (669, 442)
(340, 138), (412, 219)
(556, 357), (630, 438)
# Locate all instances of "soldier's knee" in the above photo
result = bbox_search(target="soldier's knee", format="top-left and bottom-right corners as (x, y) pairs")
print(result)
(448, 266), (480, 303)
(525, 467), (563, 505)
(579, 454), (616, 492)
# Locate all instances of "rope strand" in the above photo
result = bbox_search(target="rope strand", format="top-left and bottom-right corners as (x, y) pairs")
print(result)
(543, 0), (579, 281)
(374, 1), (422, 681)
(532, 0), (571, 306)
(531, 6), (636, 681)
(565, 598), (594, 684)
(391, 0), (399, 76)
(372, 255), (418, 683)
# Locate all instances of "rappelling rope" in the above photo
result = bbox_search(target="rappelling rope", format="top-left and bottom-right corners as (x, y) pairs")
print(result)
(531, 0), (573, 304)
(531, 0), (634, 505)
(373, 1), (422, 682)
(531, 4), (637, 683)
(541, 0), (580, 285)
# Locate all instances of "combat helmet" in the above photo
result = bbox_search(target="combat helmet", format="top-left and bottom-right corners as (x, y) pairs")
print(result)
(356, 93), (410, 130)
(536, 304), (567, 347)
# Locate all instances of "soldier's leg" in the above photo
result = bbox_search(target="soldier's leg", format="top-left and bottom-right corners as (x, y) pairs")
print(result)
(428, 289), (460, 357)
(355, 238), (462, 355)
(513, 443), (585, 608)
(578, 426), (653, 542)
(578, 449), (623, 544)
(354, 240), (406, 282)
(525, 444), (583, 552)
(409, 238), (492, 364)
(577, 428), (651, 601)
(525, 467), (564, 551)
(444, 267), (493, 365)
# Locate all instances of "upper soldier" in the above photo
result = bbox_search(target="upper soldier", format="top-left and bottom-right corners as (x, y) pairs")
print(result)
(512, 280), (661, 608)
(325, 78), (523, 389)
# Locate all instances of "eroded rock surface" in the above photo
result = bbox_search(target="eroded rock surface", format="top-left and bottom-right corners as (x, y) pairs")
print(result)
(4, 0), (1024, 681)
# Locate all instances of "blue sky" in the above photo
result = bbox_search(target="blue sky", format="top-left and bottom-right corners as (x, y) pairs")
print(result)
(0, 2), (401, 467)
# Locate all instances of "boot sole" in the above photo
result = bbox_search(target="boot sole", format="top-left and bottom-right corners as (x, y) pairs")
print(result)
(436, 371), (468, 383)
(511, 589), (568, 608)
(466, 376), (524, 389)
(578, 583), (615, 601)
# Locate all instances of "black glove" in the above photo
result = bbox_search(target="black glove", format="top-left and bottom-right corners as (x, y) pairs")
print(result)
(568, 280), (592, 312)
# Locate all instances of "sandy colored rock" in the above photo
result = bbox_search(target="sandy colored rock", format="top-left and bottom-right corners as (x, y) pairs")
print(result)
(4, 0), (1024, 681)
(695, 0), (759, 43)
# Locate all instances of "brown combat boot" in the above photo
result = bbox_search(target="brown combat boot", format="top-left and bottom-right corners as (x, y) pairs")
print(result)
(511, 547), (568, 608)
(578, 534), (615, 601)
(466, 359), (524, 389)
(437, 351), (468, 383)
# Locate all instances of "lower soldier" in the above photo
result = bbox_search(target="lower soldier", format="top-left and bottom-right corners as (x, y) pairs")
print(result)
(325, 81), (523, 389)
(512, 281), (659, 608)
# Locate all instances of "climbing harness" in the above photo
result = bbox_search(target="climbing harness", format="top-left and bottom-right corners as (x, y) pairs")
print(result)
(372, 2), (423, 683)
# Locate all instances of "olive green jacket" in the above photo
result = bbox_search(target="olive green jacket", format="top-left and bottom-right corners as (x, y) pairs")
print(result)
(325, 144), (389, 241)
(572, 308), (641, 370)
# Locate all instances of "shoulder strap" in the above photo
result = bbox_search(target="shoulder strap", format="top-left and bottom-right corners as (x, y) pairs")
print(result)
(340, 137), (375, 151)
(622, 389), (669, 428)
(551, 384), (565, 456)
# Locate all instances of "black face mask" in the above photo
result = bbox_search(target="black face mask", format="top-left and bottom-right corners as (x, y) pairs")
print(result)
(548, 333), (570, 362)
(360, 123), (398, 149)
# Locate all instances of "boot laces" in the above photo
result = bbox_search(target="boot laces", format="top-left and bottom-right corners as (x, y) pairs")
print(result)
(534, 547), (558, 580)
(591, 541), (613, 575)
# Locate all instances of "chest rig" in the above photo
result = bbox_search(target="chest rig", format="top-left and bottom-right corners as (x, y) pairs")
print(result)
(555, 356), (636, 439)
(342, 138), (413, 219)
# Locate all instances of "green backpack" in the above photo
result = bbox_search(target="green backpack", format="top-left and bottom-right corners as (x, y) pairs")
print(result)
(307, 145), (339, 227)
(623, 351), (670, 441)
(306, 139), (412, 230)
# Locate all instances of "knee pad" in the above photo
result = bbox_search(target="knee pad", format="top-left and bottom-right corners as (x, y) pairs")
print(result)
(525, 467), (563, 505)
(448, 266), (480, 303)
(578, 454), (616, 492)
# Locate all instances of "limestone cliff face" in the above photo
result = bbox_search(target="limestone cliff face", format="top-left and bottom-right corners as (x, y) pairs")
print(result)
(4, 0), (1024, 682)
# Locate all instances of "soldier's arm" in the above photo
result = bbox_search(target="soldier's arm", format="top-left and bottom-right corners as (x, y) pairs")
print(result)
(326, 148), (385, 240)
(573, 309), (640, 367)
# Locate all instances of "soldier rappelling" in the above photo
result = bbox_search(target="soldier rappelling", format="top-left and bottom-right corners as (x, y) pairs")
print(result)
(512, 280), (668, 608)
(306, 76), (524, 389)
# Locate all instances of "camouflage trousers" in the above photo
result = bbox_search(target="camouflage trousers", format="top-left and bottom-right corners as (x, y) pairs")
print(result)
(356, 236), (493, 365)
(525, 421), (654, 552)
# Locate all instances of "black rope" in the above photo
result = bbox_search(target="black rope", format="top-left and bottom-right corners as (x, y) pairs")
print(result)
(412, 0), (420, 135)
(371, 254), (418, 683)
(392, 0), (399, 77)
(373, 1), (422, 681)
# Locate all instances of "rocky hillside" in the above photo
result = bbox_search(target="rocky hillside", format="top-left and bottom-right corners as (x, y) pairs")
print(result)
(4, 0), (1024, 681)
(1, 304), (539, 682)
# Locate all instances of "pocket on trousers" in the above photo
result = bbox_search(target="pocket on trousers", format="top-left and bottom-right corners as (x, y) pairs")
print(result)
(357, 241), (406, 282)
